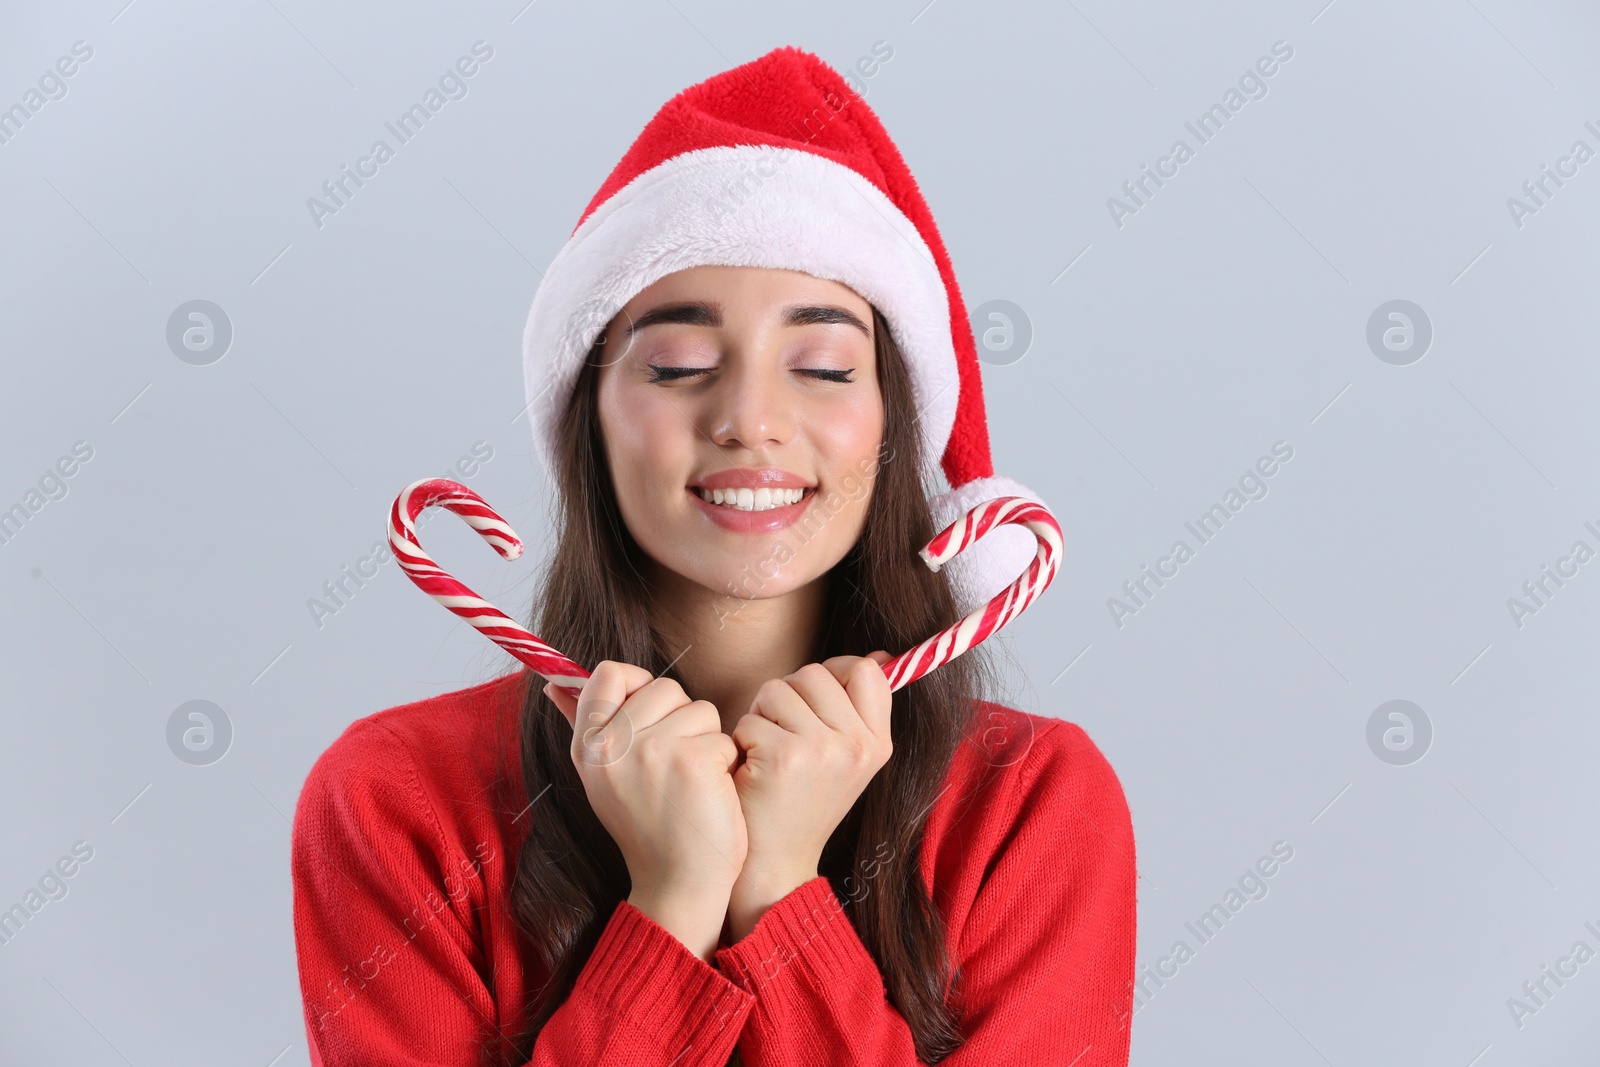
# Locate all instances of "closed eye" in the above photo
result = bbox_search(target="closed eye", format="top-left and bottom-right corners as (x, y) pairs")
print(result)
(645, 365), (711, 383)
(645, 365), (856, 384)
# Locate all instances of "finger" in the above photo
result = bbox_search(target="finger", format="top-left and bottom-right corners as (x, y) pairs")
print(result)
(821, 653), (882, 684)
(664, 698), (724, 739)
(687, 730), (743, 774)
(621, 676), (697, 733)
(821, 655), (892, 737)
(749, 678), (817, 735)
(573, 662), (650, 762)
(578, 661), (644, 728)
(543, 682), (577, 728)
(786, 662), (856, 731)
(840, 655), (893, 742)
(592, 660), (656, 700)
(731, 708), (787, 755)
(867, 650), (892, 667)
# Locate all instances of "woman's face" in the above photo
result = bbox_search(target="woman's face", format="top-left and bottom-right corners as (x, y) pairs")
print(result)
(595, 265), (885, 603)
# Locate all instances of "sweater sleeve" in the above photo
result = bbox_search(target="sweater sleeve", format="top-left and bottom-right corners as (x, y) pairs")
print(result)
(711, 721), (1137, 1066)
(291, 720), (755, 1067)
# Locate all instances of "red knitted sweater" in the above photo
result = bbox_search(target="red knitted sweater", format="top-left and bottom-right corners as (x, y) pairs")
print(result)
(290, 672), (1136, 1065)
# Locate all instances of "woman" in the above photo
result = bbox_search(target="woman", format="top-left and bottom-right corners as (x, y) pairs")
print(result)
(292, 47), (1135, 1067)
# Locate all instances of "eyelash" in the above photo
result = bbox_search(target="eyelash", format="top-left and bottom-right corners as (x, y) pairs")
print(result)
(645, 365), (856, 384)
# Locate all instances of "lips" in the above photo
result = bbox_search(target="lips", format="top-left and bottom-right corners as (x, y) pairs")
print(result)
(684, 467), (819, 534)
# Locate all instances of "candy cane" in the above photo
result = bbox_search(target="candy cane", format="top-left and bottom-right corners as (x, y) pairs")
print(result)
(389, 479), (1060, 696)
(881, 495), (1062, 690)
(389, 479), (590, 695)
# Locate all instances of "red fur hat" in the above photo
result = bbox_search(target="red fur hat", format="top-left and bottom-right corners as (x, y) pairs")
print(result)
(522, 45), (1042, 611)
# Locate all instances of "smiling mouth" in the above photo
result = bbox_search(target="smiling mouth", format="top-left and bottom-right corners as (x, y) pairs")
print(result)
(693, 486), (810, 511)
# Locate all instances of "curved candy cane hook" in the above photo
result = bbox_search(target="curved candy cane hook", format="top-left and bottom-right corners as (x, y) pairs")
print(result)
(389, 479), (590, 695)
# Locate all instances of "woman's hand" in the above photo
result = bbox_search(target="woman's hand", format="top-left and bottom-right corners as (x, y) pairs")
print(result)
(544, 662), (745, 960)
(725, 651), (893, 940)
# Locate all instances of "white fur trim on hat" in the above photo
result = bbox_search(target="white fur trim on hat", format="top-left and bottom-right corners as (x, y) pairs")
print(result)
(521, 145), (960, 485)
(927, 475), (1050, 616)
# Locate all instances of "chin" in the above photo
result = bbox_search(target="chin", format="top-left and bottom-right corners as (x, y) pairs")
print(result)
(698, 558), (813, 602)
(661, 541), (833, 604)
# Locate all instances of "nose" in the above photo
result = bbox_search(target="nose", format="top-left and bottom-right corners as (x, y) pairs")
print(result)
(705, 353), (792, 452)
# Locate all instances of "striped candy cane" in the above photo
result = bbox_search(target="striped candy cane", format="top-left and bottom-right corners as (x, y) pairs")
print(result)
(389, 479), (590, 696)
(881, 496), (1062, 690)
(389, 480), (1060, 696)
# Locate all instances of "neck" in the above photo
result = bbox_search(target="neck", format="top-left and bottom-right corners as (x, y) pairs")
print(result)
(648, 565), (827, 733)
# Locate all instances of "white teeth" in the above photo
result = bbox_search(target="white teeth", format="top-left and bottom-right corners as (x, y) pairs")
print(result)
(696, 486), (809, 511)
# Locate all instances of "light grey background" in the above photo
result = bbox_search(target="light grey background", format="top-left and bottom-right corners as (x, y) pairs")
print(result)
(3, 1), (1597, 1063)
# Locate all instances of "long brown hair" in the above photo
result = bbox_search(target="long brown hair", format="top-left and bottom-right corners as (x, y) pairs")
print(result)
(493, 306), (993, 1065)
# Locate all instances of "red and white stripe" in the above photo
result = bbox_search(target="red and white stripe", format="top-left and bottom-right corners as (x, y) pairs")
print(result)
(881, 495), (1062, 691)
(389, 479), (591, 695)
(390, 481), (1060, 698)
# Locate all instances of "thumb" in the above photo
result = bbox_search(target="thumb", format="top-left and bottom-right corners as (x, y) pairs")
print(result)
(542, 681), (578, 728)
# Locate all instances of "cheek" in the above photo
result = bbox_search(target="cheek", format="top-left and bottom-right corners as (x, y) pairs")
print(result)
(804, 387), (884, 535)
(808, 387), (884, 465)
(598, 380), (691, 499)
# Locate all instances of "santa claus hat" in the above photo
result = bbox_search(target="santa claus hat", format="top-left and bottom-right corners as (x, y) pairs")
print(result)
(522, 45), (1043, 613)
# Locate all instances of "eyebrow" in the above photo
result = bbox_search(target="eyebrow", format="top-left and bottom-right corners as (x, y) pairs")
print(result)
(624, 300), (872, 337)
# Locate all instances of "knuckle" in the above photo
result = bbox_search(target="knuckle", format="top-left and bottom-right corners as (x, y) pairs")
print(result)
(786, 741), (819, 773)
(667, 741), (704, 773)
(597, 659), (651, 690)
(648, 676), (687, 703)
